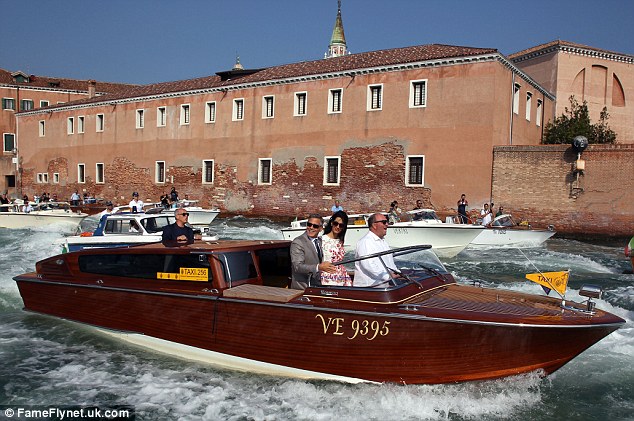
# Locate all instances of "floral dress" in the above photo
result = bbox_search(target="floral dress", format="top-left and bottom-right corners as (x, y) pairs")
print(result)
(320, 235), (352, 286)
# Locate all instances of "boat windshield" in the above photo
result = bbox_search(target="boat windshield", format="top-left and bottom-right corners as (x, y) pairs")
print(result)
(410, 209), (439, 221)
(491, 215), (515, 227)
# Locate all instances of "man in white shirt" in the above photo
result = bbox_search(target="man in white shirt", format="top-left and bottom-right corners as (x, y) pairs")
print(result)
(129, 192), (144, 213)
(354, 213), (397, 287)
(98, 201), (115, 218)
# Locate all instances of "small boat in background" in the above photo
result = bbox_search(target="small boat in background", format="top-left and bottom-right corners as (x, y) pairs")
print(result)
(57, 212), (218, 252)
(13, 241), (624, 384)
(468, 214), (555, 248)
(282, 210), (483, 258)
(0, 201), (88, 233)
(143, 200), (221, 227)
(626, 236), (634, 273)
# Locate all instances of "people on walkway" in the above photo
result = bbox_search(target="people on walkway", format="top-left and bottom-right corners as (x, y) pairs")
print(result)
(457, 194), (469, 224)
(169, 187), (179, 208)
(290, 214), (335, 290)
(354, 213), (397, 287)
(320, 211), (352, 286)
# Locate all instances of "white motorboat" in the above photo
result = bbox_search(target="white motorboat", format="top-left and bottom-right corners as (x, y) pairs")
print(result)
(281, 209), (483, 258)
(57, 212), (218, 253)
(0, 201), (88, 233)
(468, 214), (556, 247)
(143, 200), (220, 227)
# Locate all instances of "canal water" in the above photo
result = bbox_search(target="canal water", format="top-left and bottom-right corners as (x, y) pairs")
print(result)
(0, 217), (632, 420)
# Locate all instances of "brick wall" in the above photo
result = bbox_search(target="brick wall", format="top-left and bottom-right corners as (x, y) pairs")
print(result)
(492, 144), (634, 236)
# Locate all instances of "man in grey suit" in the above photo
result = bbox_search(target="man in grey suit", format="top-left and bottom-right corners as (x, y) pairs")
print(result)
(290, 213), (336, 289)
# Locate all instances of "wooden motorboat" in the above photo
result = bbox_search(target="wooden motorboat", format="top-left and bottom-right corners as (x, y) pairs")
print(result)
(13, 241), (624, 384)
(57, 212), (218, 253)
(282, 211), (483, 258)
(468, 214), (556, 247)
(0, 201), (88, 233)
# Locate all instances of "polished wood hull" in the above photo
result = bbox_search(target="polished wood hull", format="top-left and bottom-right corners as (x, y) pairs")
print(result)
(15, 263), (623, 384)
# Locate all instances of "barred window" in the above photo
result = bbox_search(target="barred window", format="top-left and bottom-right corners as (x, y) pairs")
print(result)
(324, 157), (340, 185)
(410, 80), (427, 107)
(406, 156), (425, 186)
(258, 158), (272, 185)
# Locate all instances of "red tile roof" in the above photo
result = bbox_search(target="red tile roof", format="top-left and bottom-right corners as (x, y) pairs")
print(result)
(17, 43), (498, 111)
(0, 68), (137, 95)
(508, 40), (633, 60)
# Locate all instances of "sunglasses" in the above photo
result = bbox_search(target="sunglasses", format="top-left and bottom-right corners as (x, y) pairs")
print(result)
(331, 220), (344, 227)
(374, 219), (389, 225)
(306, 222), (322, 229)
(178, 212), (190, 217)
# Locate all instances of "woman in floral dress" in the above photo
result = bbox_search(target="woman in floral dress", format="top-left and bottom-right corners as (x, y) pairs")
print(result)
(320, 211), (352, 286)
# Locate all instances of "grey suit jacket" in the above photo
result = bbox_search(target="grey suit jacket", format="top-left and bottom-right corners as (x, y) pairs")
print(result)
(290, 232), (322, 290)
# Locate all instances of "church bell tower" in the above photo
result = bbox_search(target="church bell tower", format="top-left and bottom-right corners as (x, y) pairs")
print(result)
(325, 0), (348, 58)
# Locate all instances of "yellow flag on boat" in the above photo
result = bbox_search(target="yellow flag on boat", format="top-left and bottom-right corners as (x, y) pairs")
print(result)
(525, 271), (569, 296)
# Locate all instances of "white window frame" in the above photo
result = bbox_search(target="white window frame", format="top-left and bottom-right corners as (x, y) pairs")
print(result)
(78, 116), (85, 134)
(136, 109), (145, 128)
(180, 104), (190, 125)
(328, 88), (343, 114)
(536, 99), (543, 127)
(367, 84), (383, 111)
(233, 99), (244, 121)
(77, 163), (86, 184)
(202, 159), (215, 184)
(20, 99), (34, 111)
(67, 117), (74, 135)
(294, 92), (307, 116)
(96, 114), (104, 132)
(525, 92), (532, 121)
(405, 155), (425, 187)
(37, 173), (43, 183)
(40, 100), (49, 108)
(323, 156), (341, 186)
(205, 101), (216, 123)
(2, 98), (16, 110)
(42, 173), (48, 183)
(157, 106), (167, 127)
(53, 173), (59, 184)
(155, 161), (166, 184)
(258, 158), (272, 185)
(39, 120), (45, 137)
(409, 79), (428, 108)
(513, 83), (521, 115)
(3, 133), (15, 152)
(262, 95), (275, 119)
(96, 163), (105, 184)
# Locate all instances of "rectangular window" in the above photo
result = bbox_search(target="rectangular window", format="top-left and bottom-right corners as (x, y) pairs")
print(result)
(67, 117), (74, 135)
(40, 100), (49, 108)
(513, 83), (521, 114)
(180, 104), (190, 125)
(3, 133), (15, 152)
(96, 114), (104, 132)
(136, 109), (145, 128)
(205, 101), (216, 123)
(368, 85), (383, 111)
(258, 158), (272, 185)
(328, 89), (342, 113)
(525, 92), (532, 121)
(155, 161), (165, 183)
(37, 173), (43, 183)
(20, 99), (34, 111)
(324, 156), (341, 186)
(294, 92), (307, 116)
(53, 173), (59, 184)
(536, 99), (543, 127)
(405, 155), (425, 187)
(262, 95), (274, 118)
(78, 116), (85, 133)
(96, 163), (104, 184)
(77, 163), (85, 183)
(202, 160), (214, 184)
(2, 98), (16, 110)
(410, 80), (427, 108)
(157, 106), (166, 127)
(233, 99), (244, 121)
(39, 121), (45, 137)
(42, 173), (48, 183)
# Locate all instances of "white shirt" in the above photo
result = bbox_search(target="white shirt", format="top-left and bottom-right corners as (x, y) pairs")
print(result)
(129, 199), (144, 212)
(354, 231), (396, 287)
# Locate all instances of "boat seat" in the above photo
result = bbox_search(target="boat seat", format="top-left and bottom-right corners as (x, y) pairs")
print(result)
(222, 284), (303, 303)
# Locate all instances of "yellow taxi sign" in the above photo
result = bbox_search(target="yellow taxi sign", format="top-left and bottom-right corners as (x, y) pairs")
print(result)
(525, 270), (569, 296)
(157, 267), (208, 282)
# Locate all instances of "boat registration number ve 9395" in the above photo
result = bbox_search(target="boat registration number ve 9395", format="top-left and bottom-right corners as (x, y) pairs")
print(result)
(157, 268), (208, 281)
(315, 314), (390, 340)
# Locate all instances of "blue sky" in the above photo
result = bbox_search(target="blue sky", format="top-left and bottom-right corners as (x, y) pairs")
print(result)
(2, 0), (633, 85)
